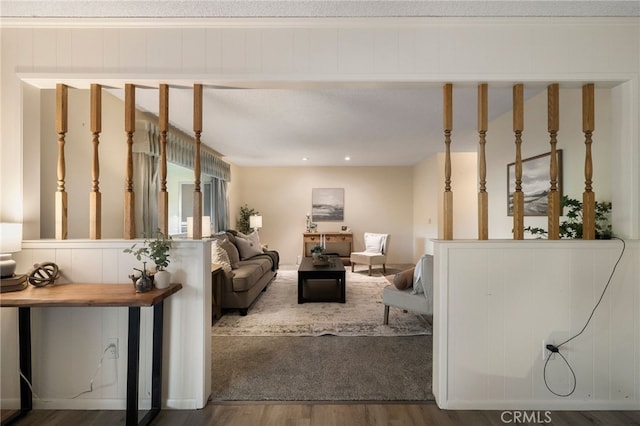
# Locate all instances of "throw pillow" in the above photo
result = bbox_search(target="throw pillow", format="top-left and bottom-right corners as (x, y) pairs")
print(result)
(218, 238), (240, 269)
(235, 236), (263, 260)
(393, 267), (415, 290)
(411, 257), (425, 295)
(211, 240), (232, 272)
(238, 230), (262, 247)
(364, 233), (385, 253)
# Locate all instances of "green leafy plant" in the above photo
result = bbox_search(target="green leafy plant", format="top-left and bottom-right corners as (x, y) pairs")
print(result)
(524, 195), (612, 239)
(237, 204), (259, 234)
(124, 229), (173, 271)
(311, 244), (324, 254)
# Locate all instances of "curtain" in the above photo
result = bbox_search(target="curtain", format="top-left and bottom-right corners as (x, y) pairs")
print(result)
(135, 120), (230, 235)
(133, 152), (159, 238)
(138, 121), (231, 181)
(213, 178), (229, 232)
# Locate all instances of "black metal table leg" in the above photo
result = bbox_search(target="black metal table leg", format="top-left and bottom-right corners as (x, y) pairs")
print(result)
(298, 276), (304, 304)
(1, 308), (32, 426)
(139, 301), (163, 426)
(126, 306), (141, 426)
(18, 307), (32, 413)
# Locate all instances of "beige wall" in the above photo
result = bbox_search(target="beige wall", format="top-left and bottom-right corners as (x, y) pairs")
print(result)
(484, 87), (612, 238)
(230, 166), (414, 265)
(40, 89), (126, 239)
(413, 152), (478, 259)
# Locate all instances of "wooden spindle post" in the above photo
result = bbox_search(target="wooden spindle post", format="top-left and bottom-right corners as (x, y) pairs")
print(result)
(582, 83), (596, 240)
(124, 84), (136, 239)
(158, 84), (169, 236)
(192, 84), (203, 240)
(512, 84), (524, 240)
(547, 83), (560, 240)
(477, 83), (488, 240)
(443, 83), (453, 240)
(55, 84), (68, 240)
(90, 84), (102, 240)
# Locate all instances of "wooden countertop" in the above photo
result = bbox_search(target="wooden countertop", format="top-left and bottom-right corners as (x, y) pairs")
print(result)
(0, 283), (182, 308)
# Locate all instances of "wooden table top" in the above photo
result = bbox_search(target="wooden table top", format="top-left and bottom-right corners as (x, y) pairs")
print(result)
(0, 283), (182, 308)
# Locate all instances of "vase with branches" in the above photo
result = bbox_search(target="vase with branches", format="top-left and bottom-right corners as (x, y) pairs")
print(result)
(124, 229), (173, 289)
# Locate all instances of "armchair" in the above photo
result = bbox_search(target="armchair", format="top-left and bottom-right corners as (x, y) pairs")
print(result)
(350, 232), (388, 276)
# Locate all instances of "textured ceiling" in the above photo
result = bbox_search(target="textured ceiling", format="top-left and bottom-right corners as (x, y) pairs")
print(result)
(2, 1), (639, 18)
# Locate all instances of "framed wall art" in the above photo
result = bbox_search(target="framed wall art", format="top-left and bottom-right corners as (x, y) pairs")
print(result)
(507, 150), (562, 216)
(312, 188), (344, 221)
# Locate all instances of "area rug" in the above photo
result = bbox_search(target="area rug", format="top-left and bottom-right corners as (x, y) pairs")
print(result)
(211, 266), (431, 337)
(211, 335), (434, 401)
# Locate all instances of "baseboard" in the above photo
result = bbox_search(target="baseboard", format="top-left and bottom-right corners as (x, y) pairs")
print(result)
(441, 399), (640, 411)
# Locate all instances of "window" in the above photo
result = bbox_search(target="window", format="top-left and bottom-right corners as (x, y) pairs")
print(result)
(178, 181), (213, 234)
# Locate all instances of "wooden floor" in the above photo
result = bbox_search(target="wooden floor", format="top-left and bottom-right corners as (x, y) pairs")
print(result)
(3, 402), (640, 425)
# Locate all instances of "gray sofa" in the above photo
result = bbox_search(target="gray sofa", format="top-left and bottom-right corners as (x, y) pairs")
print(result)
(212, 231), (279, 316)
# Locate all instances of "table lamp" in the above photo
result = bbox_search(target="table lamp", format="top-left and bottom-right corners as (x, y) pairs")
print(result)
(0, 222), (22, 278)
(187, 216), (212, 238)
(249, 215), (262, 232)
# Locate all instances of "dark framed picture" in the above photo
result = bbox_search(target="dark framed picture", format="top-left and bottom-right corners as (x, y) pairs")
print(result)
(507, 150), (562, 216)
(312, 188), (344, 221)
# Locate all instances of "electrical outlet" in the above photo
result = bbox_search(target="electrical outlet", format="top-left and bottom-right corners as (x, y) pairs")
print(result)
(106, 338), (119, 359)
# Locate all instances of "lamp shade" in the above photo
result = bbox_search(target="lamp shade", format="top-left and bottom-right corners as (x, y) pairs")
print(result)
(0, 223), (22, 253)
(187, 216), (212, 238)
(249, 215), (262, 229)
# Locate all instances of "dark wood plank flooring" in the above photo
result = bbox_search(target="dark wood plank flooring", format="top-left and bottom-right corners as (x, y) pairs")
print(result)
(3, 402), (640, 425)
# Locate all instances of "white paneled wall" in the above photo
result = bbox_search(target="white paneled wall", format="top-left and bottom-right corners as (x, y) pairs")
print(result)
(433, 239), (640, 410)
(1, 240), (211, 410)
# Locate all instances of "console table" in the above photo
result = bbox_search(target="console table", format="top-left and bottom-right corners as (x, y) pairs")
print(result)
(0, 282), (182, 426)
(302, 232), (353, 264)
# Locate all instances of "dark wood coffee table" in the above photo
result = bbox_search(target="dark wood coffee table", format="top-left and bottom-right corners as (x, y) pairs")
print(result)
(297, 257), (346, 303)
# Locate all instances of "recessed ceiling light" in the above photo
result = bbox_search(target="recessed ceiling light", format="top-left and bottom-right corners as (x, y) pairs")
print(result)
(345, 156), (351, 161)
(302, 157), (308, 161)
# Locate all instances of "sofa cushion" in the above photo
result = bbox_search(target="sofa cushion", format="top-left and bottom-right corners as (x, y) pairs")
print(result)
(231, 263), (265, 292)
(236, 235), (264, 260)
(239, 256), (273, 275)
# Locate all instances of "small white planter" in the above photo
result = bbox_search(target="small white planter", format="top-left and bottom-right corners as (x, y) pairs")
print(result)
(154, 269), (171, 289)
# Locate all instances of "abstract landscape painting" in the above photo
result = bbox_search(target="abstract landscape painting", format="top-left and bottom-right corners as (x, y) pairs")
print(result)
(312, 188), (344, 221)
(507, 150), (562, 216)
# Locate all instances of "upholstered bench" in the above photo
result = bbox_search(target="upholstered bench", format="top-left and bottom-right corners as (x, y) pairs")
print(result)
(383, 254), (433, 324)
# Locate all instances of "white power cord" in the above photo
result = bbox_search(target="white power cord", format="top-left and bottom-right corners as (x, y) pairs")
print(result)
(19, 343), (118, 401)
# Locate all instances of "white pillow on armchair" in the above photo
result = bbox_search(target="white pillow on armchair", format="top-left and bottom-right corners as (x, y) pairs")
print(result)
(364, 233), (386, 253)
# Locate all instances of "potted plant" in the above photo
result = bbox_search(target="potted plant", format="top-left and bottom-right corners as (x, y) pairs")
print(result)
(524, 195), (612, 239)
(238, 204), (259, 234)
(124, 229), (173, 289)
(310, 244), (329, 265)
